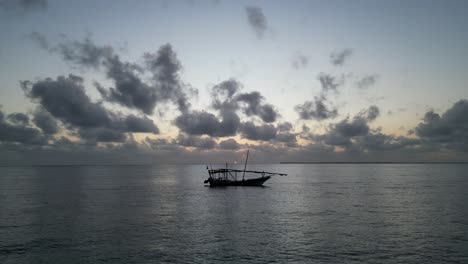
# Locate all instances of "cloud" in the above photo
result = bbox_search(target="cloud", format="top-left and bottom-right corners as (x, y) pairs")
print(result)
(305, 105), (422, 154)
(278, 122), (293, 132)
(295, 96), (338, 120)
(32, 108), (58, 134)
(245, 6), (268, 39)
(211, 79), (242, 113)
(414, 100), (468, 150)
(143, 44), (191, 113)
(38, 36), (193, 115)
(355, 74), (378, 89)
(56, 37), (113, 68)
(219, 138), (240, 150)
(318, 72), (342, 92)
(360, 105), (380, 122)
(78, 127), (127, 143)
(330, 48), (353, 66)
(7, 112), (29, 125)
(0, 109), (47, 145)
(209, 79), (278, 123)
(174, 110), (240, 137)
(23, 75), (113, 128)
(292, 53), (309, 69)
(124, 115), (159, 134)
(237, 121), (296, 144)
(239, 121), (277, 141)
(235, 92), (278, 123)
(0, 0), (48, 12)
(22, 74), (159, 142)
(334, 117), (370, 138)
(177, 134), (217, 149)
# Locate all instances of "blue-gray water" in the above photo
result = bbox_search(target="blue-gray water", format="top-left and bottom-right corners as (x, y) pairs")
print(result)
(1, 164), (467, 263)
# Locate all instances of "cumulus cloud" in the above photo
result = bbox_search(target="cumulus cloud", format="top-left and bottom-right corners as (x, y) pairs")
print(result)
(235, 92), (278, 123)
(304, 105), (423, 154)
(0, 109), (47, 145)
(295, 96), (338, 121)
(35, 36), (193, 115)
(22, 74), (159, 142)
(174, 110), (240, 137)
(414, 100), (468, 150)
(245, 6), (268, 39)
(23, 75), (113, 128)
(330, 48), (353, 66)
(359, 105), (380, 122)
(239, 121), (277, 141)
(124, 115), (159, 134)
(32, 108), (58, 134)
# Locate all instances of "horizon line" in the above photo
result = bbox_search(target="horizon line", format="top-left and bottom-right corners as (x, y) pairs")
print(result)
(1, 161), (468, 167)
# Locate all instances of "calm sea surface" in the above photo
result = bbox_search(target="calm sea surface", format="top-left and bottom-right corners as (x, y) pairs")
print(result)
(1, 164), (467, 263)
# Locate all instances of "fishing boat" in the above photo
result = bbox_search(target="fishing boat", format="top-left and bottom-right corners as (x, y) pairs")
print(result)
(203, 150), (287, 187)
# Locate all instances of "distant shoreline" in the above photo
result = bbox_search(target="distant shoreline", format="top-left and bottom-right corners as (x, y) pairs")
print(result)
(280, 161), (468, 164)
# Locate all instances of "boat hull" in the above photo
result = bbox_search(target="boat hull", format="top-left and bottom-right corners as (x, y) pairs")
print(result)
(205, 176), (271, 187)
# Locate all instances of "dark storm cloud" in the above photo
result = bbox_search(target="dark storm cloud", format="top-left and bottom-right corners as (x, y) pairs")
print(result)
(174, 110), (240, 137)
(292, 54), (309, 70)
(356, 74), (378, 89)
(245, 6), (268, 39)
(239, 121), (277, 141)
(295, 96), (338, 120)
(32, 108), (58, 134)
(22, 75), (159, 142)
(330, 48), (353, 66)
(177, 134), (217, 149)
(0, 0), (48, 12)
(219, 138), (240, 150)
(0, 109), (47, 145)
(7, 112), (29, 125)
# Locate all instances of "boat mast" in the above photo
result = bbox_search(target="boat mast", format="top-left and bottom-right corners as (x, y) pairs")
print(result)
(242, 149), (249, 181)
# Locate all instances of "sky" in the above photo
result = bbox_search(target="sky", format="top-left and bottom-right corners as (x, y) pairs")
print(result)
(0, 0), (468, 165)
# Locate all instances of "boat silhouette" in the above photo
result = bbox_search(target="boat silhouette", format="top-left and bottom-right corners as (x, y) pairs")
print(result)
(203, 150), (287, 187)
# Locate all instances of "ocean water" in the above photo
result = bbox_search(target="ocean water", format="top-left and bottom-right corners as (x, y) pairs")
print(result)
(1, 164), (467, 263)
